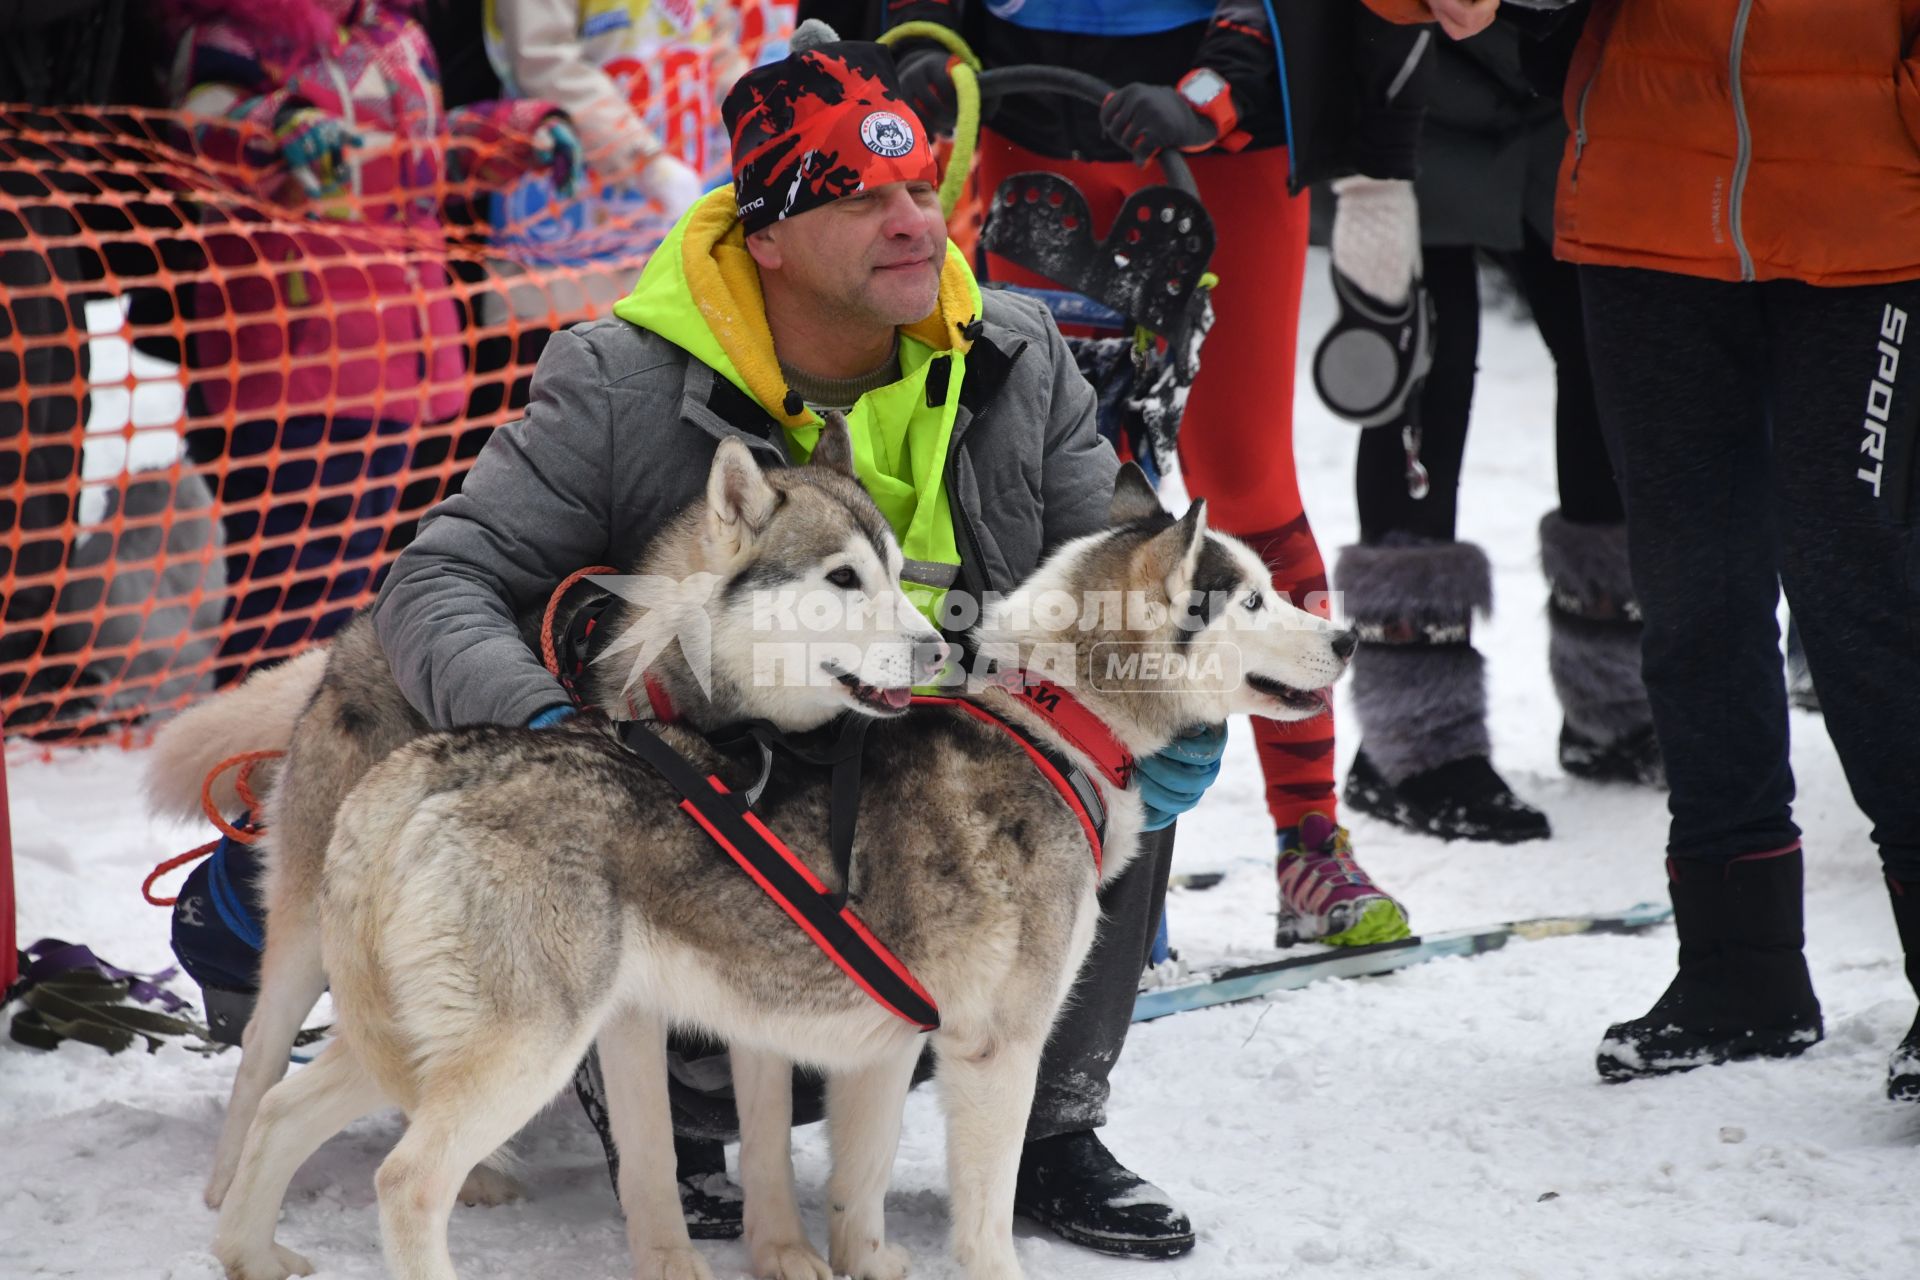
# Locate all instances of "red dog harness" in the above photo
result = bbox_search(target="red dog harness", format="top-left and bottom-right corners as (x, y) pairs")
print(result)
(551, 582), (1125, 1030)
(613, 676), (1127, 1033)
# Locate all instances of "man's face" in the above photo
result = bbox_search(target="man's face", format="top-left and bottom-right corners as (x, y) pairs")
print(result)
(748, 180), (947, 329)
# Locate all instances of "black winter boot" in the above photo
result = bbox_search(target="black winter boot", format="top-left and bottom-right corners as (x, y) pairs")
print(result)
(1887, 877), (1920, 1102)
(572, 1052), (745, 1237)
(1597, 849), (1823, 1081)
(1337, 540), (1550, 844)
(1539, 511), (1665, 787)
(672, 1132), (746, 1239)
(1014, 1130), (1195, 1259)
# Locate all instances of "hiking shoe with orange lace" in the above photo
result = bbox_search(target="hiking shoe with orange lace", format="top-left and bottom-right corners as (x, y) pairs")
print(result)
(1274, 813), (1411, 947)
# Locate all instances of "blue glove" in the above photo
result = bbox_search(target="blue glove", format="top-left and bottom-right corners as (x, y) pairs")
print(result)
(275, 107), (362, 199)
(527, 705), (576, 729)
(533, 117), (585, 200)
(1135, 722), (1226, 832)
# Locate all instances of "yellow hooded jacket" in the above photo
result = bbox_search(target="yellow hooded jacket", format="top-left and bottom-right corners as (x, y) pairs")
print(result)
(613, 188), (982, 619)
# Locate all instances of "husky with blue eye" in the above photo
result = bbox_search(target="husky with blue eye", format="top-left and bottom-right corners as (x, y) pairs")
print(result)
(201, 460), (1353, 1280)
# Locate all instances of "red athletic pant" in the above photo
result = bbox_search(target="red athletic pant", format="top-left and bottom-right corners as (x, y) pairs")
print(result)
(977, 134), (1332, 833)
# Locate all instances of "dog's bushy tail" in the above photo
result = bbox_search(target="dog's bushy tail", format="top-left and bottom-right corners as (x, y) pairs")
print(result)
(145, 646), (330, 823)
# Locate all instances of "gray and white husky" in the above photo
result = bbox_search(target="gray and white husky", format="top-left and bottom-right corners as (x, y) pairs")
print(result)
(147, 416), (945, 1219)
(194, 460), (1353, 1280)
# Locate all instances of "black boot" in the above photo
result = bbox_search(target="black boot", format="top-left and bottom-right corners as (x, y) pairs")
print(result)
(1540, 511), (1665, 787)
(1597, 850), (1823, 1081)
(1887, 877), (1920, 1102)
(571, 1052), (745, 1238)
(1344, 749), (1550, 844)
(1337, 540), (1550, 844)
(1014, 1130), (1195, 1259)
(672, 1132), (746, 1240)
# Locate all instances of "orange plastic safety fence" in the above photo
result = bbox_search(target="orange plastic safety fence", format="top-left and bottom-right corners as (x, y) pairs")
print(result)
(1, 6), (795, 745)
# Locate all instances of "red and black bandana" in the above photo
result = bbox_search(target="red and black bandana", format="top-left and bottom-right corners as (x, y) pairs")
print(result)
(722, 41), (937, 234)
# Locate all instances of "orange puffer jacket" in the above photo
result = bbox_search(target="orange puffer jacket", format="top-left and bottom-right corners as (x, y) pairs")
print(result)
(1554, 0), (1920, 286)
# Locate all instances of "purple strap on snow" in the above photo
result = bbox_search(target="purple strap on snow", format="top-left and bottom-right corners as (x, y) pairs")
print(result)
(20, 938), (190, 1014)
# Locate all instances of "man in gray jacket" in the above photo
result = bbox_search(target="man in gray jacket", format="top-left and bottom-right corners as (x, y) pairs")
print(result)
(373, 28), (1223, 1261)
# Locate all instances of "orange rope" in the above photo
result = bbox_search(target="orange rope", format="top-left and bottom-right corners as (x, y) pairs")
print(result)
(541, 565), (620, 678)
(202, 751), (284, 844)
(142, 749), (286, 906)
(144, 556), (617, 908)
(142, 839), (219, 908)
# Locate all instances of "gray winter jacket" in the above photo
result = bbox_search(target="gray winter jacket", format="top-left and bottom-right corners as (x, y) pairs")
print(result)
(372, 289), (1117, 730)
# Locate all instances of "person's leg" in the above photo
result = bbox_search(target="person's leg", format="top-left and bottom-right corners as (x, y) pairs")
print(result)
(1580, 264), (1819, 1081)
(1354, 244), (1476, 546)
(1342, 247), (1550, 844)
(973, 135), (1202, 1256)
(1764, 277), (1920, 882)
(1507, 234), (1660, 784)
(1174, 149), (1411, 941)
(1763, 277), (1920, 1099)
(1891, 877), (1920, 1100)
(1015, 822), (1193, 1257)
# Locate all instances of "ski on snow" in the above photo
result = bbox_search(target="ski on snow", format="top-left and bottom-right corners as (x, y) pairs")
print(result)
(1133, 901), (1674, 1022)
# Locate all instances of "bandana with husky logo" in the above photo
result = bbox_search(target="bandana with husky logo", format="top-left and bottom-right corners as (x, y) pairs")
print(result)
(721, 41), (936, 233)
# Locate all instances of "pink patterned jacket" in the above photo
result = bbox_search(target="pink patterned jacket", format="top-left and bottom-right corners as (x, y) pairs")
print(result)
(163, 0), (562, 425)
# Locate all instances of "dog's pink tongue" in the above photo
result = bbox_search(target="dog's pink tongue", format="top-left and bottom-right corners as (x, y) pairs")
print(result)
(883, 687), (912, 709)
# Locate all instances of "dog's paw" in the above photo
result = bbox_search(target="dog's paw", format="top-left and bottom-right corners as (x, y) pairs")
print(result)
(750, 1238), (833, 1280)
(457, 1163), (525, 1207)
(634, 1246), (714, 1280)
(272, 1245), (314, 1279)
(951, 1238), (1022, 1280)
(832, 1239), (911, 1280)
(214, 1242), (314, 1280)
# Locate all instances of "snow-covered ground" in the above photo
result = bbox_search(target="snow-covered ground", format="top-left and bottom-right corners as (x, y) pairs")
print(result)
(6, 253), (1916, 1280)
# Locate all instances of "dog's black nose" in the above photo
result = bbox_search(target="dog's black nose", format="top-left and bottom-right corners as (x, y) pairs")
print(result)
(914, 637), (953, 681)
(1330, 627), (1359, 661)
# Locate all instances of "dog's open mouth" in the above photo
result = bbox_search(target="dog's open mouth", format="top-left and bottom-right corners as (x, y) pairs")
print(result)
(832, 668), (913, 716)
(1246, 673), (1331, 716)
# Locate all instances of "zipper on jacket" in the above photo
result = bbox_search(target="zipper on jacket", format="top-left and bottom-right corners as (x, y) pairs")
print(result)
(942, 411), (989, 614)
(1570, 37), (1610, 190)
(1727, 0), (1757, 281)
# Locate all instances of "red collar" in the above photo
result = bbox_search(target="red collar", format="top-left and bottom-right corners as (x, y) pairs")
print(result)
(984, 669), (1135, 789)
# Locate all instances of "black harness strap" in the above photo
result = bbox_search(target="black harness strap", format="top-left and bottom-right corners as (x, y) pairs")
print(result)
(617, 719), (939, 1031)
(710, 716), (872, 910)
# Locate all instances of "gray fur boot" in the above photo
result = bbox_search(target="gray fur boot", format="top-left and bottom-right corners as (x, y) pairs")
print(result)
(1337, 539), (1550, 844)
(1540, 511), (1664, 786)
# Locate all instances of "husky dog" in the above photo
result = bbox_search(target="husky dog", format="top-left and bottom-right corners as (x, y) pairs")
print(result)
(207, 465), (1354, 1280)
(147, 416), (945, 1214)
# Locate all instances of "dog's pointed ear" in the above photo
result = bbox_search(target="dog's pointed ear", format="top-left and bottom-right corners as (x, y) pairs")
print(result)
(810, 410), (857, 478)
(1109, 463), (1164, 525)
(1134, 497), (1209, 601)
(707, 438), (779, 554)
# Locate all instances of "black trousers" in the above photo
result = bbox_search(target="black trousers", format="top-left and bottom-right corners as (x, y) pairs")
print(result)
(1026, 819), (1176, 1139)
(1357, 231), (1622, 543)
(1581, 265), (1920, 879)
(651, 821), (1179, 1145)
